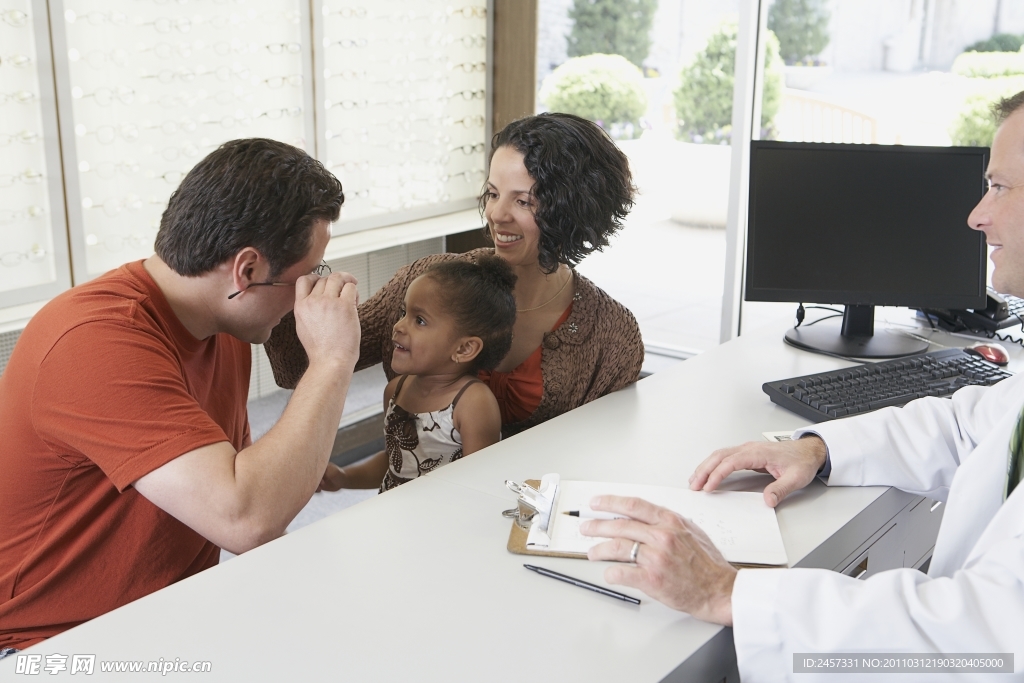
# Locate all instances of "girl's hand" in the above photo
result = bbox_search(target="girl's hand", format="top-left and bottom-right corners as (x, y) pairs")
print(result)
(317, 463), (347, 492)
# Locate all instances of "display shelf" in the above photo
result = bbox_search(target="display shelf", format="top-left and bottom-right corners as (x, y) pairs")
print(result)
(314, 0), (490, 234)
(50, 0), (315, 282)
(0, 0), (72, 307)
(0, 0), (491, 308)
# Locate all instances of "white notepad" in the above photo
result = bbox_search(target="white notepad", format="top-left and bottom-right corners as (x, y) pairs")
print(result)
(540, 480), (789, 567)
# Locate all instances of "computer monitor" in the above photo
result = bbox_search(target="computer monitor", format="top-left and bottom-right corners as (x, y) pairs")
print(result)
(745, 141), (989, 358)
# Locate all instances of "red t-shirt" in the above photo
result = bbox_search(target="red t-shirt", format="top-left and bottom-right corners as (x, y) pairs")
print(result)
(0, 261), (251, 649)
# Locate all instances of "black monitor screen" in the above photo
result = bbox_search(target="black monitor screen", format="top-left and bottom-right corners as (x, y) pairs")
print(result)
(745, 142), (988, 311)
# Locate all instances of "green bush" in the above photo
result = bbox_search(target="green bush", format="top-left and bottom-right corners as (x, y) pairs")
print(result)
(768, 0), (831, 64)
(965, 33), (1024, 53)
(539, 54), (648, 139)
(949, 76), (1024, 147)
(951, 50), (1024, 78)
(673, 24), (784, 144)
(567, 0), (658, 69)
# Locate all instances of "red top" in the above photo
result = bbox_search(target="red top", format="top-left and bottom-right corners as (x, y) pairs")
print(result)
(479, 303), (573, 424)
(0, 261), (251, 649)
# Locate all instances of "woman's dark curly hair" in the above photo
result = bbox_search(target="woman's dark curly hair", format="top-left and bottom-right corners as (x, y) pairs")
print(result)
(423, 255), (517, 372)
(478, 112), (636, 274)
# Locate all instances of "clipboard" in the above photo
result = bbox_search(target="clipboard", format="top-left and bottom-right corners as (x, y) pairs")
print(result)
(503, 476), (790, 567)
(505, 479), (587, 559)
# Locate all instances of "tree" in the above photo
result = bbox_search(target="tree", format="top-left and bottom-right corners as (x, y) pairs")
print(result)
(567, 0), (659, 69)
(540, 54), (649, 139)
(768, 0), (831, 65)
(673, 24), (784, 144)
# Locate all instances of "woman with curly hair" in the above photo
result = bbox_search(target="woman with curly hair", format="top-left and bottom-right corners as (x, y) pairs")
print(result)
(266, 113), (644, 438)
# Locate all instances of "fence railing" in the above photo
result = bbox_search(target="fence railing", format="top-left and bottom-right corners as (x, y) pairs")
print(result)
(775, 88), (878, 144)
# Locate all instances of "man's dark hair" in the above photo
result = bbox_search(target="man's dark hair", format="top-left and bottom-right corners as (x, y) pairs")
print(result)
(423, 255), (517, 372)
(155, 138), (344, 277)
(994, 90), (1024, 123)
(478, 112), (636, 274)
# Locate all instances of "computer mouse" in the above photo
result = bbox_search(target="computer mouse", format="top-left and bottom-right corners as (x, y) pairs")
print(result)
(965, 343), (1010, 366)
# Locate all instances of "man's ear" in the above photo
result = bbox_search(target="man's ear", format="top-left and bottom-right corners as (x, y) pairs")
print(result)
(452, 336), (484, 365)
(230, 247), (265, 292)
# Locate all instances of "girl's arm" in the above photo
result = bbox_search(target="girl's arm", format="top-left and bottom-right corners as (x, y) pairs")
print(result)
(452, 382), (502, 455)
(318, 377), (402, 491)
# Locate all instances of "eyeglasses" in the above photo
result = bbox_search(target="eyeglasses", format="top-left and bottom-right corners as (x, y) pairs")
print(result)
(322, 6), (368, 19)
(78, 159), (140, 178)
(429, 33), (486, 48)
(255, 106), (303, 119)
(449, 142), (484, 155)
(145, 168), (187, 184)
(75, 123), (140, 144)
(156, 142), (201, 161)
(141, 68), (197, 84)
(141, 16), (193, 33)
(0, 130), (40, 146)
(0, 90), (36, 105)
(0, 170), (44, 188)
(265, 42), (301, 55)
(448, 61), (485, 73)
(1, 8), (28, 27)
(145, 118), (198, 135)
(448, 6), (487, 18)
(325, 37), (368, 49)
(82, 194), (144, 216)
(324, 68), (368, 81)
(72, 86), (136, 106)
(262, 74), (302, 88)
(202, 114), (252, 129)
(85, 232), (155, 252)
(450, 114), (485, 128)
(228, 260), (331, 299)
(64, 10), (128, 26)
(448, 89), (485, 101)
(68, 48), (130, 70)
(0, 54), (31, 68)
(442, 168), (485, 183)
(0, 245), (46, 268)
(0, 206), (45, 225)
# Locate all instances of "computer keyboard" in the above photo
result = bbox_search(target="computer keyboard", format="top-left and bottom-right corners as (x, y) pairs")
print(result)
(763, 348), (1013, 422)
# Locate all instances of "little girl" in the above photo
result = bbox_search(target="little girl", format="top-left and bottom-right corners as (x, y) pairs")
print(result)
(319, 255), (517, 492)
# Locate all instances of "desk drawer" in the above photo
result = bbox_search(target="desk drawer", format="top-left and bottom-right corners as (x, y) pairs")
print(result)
(902, 497), (944, 568)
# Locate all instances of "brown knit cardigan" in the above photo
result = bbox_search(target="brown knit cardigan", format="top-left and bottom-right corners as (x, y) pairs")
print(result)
(265, 248), (645, 438)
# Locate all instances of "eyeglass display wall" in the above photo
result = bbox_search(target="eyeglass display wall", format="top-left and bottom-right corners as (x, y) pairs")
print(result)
(0, 0), (491, 303)
(0, 2), (72, 306)
(313, 0), (489, 231)
(51, 0), (317, 281)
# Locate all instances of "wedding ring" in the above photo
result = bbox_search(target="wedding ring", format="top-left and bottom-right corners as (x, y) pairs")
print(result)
(629, 541), (640, 564)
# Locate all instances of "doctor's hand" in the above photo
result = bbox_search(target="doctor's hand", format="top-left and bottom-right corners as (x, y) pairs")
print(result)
(582, 495), (736, 626)
(293, 271), (361, 372)
(689, 436), (827, 508)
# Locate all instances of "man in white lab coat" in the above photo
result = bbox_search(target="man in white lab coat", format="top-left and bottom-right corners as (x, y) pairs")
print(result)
(582, 93), (1024, 681)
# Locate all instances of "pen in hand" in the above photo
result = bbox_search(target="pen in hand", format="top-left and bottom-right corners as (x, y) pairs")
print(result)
(523, 564), (641, 605)
(563, 509), (628, 520)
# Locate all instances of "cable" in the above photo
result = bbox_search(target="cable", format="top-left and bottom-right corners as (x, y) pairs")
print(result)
(803, 313), (844, 327)
(794, 303), (805, 328)
(920, 310), (937, 330)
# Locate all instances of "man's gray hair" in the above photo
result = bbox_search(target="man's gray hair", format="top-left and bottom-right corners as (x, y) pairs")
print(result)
(994, 90), (1024, 123)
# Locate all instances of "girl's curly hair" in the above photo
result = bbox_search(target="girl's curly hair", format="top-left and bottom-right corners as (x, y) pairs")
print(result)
(478, 113), (637, 274)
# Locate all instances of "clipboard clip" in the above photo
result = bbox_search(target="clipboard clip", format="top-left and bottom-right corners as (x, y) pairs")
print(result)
(502, 478), (557, 530)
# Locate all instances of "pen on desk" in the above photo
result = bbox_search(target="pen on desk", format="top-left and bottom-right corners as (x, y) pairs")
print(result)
(523, 564), (641, 605)
(563, 510), (628, 520)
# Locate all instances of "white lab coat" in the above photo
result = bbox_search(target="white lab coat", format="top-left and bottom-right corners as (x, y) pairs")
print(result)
(732, 371), (1024, 682)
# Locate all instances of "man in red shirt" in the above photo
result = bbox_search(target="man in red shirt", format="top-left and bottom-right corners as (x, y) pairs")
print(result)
(0, 139), (358, 651)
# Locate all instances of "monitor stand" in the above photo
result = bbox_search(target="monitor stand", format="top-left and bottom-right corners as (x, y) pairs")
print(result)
(784, 304), (928, 359)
